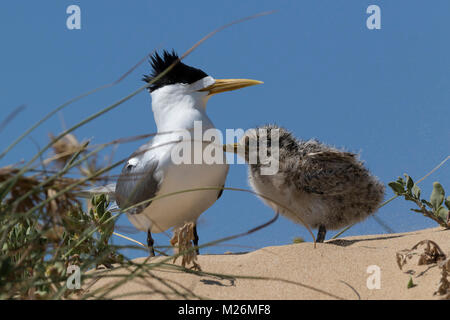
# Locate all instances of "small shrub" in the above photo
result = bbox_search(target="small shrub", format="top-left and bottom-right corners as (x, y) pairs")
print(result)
(388, 174), (449, 228)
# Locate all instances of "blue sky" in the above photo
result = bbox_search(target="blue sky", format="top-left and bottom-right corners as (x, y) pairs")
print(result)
(1, 1), (449, 258)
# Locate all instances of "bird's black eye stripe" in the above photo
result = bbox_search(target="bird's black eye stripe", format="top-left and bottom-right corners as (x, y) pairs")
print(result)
(143, 50), (208, 92)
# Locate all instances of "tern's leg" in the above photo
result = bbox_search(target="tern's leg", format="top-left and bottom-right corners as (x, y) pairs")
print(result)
(193, 224), (200, 255)
(316, 225), (327, 243)
(147, 230), (155, 256)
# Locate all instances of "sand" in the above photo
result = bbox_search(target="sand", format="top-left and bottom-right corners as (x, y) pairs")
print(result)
(84, 227), (450, 300)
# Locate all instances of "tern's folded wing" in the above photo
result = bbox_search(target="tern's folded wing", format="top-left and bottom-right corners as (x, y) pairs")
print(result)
(115, 156), (161, 215)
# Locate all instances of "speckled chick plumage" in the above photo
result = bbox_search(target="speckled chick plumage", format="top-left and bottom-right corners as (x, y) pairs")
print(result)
(242, 125), (385, 235)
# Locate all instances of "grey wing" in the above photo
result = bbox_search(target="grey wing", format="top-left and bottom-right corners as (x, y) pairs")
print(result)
(300, 150), (365, 196)
(115, 154), (161, 215)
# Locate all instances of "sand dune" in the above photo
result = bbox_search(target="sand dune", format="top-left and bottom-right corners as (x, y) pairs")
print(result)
(84, 227), (450, 300)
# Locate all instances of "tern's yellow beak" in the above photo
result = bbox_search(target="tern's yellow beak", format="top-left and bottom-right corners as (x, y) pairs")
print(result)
(199, 79), (263, 95)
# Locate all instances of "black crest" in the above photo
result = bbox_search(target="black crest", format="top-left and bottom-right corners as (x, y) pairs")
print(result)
(143, 50), (208, 92)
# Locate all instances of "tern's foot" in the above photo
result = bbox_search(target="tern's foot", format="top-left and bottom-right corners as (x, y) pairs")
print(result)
(147, 230), (155, 256)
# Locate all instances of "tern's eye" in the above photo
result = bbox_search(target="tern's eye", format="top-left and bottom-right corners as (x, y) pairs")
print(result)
(126, 158), (138, 171)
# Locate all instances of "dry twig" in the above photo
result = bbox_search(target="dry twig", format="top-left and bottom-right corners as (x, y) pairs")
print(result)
(396, 240), (446, 270)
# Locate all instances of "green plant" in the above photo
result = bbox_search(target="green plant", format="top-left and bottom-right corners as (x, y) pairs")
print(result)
(64, 194), (123, 267)
(0, 189), (123, 299)
(388, 174), (449, 228)
(407, 276), (416, 289)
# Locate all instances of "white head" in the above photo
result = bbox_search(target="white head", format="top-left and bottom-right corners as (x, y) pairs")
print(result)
(143, 50), (263, 130)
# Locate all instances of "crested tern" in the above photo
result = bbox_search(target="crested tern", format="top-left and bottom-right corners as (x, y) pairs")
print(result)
(115, 50), (262, 255)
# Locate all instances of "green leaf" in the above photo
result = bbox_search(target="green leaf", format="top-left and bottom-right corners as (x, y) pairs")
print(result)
(436, 206), (449, 222)
(388, 182), (404, 195)
(96, 202), (104, 216)
(407, 277), (415, 289)
(430, 182), (445, 211)
(404, 174), (414, 192)
(89, 208), (95, 219)
(412, 184), (421, 199)
(445, 196), (450, 210)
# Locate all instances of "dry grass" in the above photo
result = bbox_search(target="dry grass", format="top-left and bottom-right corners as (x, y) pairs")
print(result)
(170, 222), (201, 270)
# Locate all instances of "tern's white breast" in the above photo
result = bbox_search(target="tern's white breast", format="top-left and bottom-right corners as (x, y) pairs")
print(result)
(128, 139), (229, 233)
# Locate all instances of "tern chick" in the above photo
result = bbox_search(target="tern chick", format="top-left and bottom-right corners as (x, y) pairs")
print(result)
(227, 125), (385, 242)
